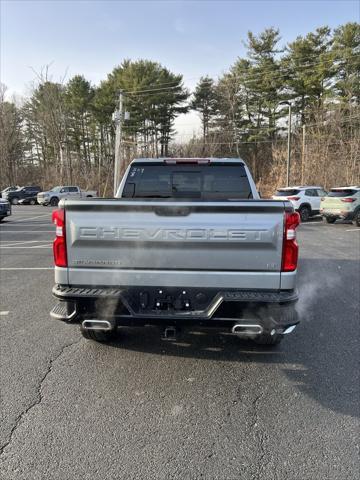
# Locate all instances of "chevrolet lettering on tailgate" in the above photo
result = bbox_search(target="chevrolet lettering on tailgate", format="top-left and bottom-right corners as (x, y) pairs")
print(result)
(77, 226), (269, 242)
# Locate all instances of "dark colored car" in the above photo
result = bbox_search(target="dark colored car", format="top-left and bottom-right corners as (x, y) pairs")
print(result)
(0, 198), (12, 221)
(18, 196), (38, 205)
(1, 186), (21, 198)
(4, 186), (42, 205)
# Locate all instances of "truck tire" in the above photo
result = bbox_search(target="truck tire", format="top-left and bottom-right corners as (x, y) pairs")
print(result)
(254, 333), (283, 346)
(50, 197), (59, 206)
(299, 205), (311, 222)
(325, 216), (336, 224)
(11, 197), (19, 205)
(80, 327), (117, 343)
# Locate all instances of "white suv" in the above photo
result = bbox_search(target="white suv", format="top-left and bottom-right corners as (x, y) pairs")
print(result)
(272, 186), (327, 221)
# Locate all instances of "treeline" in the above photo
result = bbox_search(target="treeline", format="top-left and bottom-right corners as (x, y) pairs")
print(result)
(0, 23), (359, 195)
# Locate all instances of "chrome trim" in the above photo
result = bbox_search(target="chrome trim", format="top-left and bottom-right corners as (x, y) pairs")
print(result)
(231, 324), (263, 335)
(82, 319), (112, 331)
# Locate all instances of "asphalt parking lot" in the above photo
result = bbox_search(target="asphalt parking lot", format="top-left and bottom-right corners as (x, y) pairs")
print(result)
(0, 206), (359, 480)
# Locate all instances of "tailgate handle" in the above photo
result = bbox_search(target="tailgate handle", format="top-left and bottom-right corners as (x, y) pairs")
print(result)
(155, 207), (190, 216)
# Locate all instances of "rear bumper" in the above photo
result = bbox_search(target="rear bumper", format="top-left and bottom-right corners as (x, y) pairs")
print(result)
(322, 210), (354, 220)
(51, 284), (299, 332)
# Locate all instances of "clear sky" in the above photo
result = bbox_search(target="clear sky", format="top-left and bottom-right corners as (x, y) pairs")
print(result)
(1, 0), (359, 135)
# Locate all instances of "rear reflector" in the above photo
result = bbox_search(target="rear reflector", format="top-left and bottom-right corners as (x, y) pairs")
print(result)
(282, 212), (300, 272)
(52, 209), (67, 267)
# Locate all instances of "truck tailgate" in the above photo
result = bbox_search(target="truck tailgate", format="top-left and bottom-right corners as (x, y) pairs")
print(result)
(62, 200), (285, 290)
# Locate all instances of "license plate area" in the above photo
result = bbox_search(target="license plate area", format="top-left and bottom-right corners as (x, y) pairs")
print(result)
(123, 287), (218, 315)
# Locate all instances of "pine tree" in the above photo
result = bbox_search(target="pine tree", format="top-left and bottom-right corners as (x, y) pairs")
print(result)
(102, 60), (188, 157)
(332, 22), (360, 104)
(191, 76), (217, 142)
(283, 27), (334, 122)
(0, 86), (24, 185)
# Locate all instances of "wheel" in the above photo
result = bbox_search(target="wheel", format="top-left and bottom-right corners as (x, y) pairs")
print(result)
(50, 197), (59, 206)
(11, 197), (19, 205)
(80, 327), (117, 343)
(0, 217), (3, 223)
(29, 199), (36, 205)
(325, 216), (336, 224)
(253, 333), (283, 346)
(354, 210), (360, 227)
(299, 205), (311, 222)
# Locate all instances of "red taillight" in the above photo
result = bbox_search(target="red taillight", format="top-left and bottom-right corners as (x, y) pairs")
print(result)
(52, 209), (67, 267)
(341, 198), (356, 203)
(282, 212), (300, 272)
(287, 196), (300, 201)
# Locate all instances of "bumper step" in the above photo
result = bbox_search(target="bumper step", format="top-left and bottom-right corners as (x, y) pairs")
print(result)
(50, 302), (77, 322)
(53, 285), (298, 304)
(53, 285), (123, 299)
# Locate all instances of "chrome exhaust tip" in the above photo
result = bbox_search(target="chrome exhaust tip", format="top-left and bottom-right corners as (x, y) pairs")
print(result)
(232, 324), (263, 336)
(82, 319), (112, 331)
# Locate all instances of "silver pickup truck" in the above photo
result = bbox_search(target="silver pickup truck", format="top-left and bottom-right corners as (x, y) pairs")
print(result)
(37, 186), (97, 206)
(51, 158), (300, 346)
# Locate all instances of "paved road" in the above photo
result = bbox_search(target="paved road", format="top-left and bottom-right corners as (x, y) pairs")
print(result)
(0, 206), (359, 480)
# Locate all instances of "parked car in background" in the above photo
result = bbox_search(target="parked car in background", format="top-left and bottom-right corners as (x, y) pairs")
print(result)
(321, 186), (360, 226)
(272, 186), (327, 221)
(18, 196), (38, 205)
(0, 198), (12, 221)
(3, 186), (42, 205)
(1, 186), (21, 198)
(37, 186), (97, 206)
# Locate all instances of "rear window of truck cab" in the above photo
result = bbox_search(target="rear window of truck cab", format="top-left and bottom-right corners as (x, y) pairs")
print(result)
(123, 163), (253, 200)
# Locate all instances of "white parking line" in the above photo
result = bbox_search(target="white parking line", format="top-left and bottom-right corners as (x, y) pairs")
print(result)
(0, 223), (51, 227)
(0, 311), (9, 316)
(0, 245), (52, 249)
(11, 214), (51, 223)
(345, 228), (360, 232)
(0, 240), (45, 246)
(0, 242), (52, 248)
(0, 267), (53, 270)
